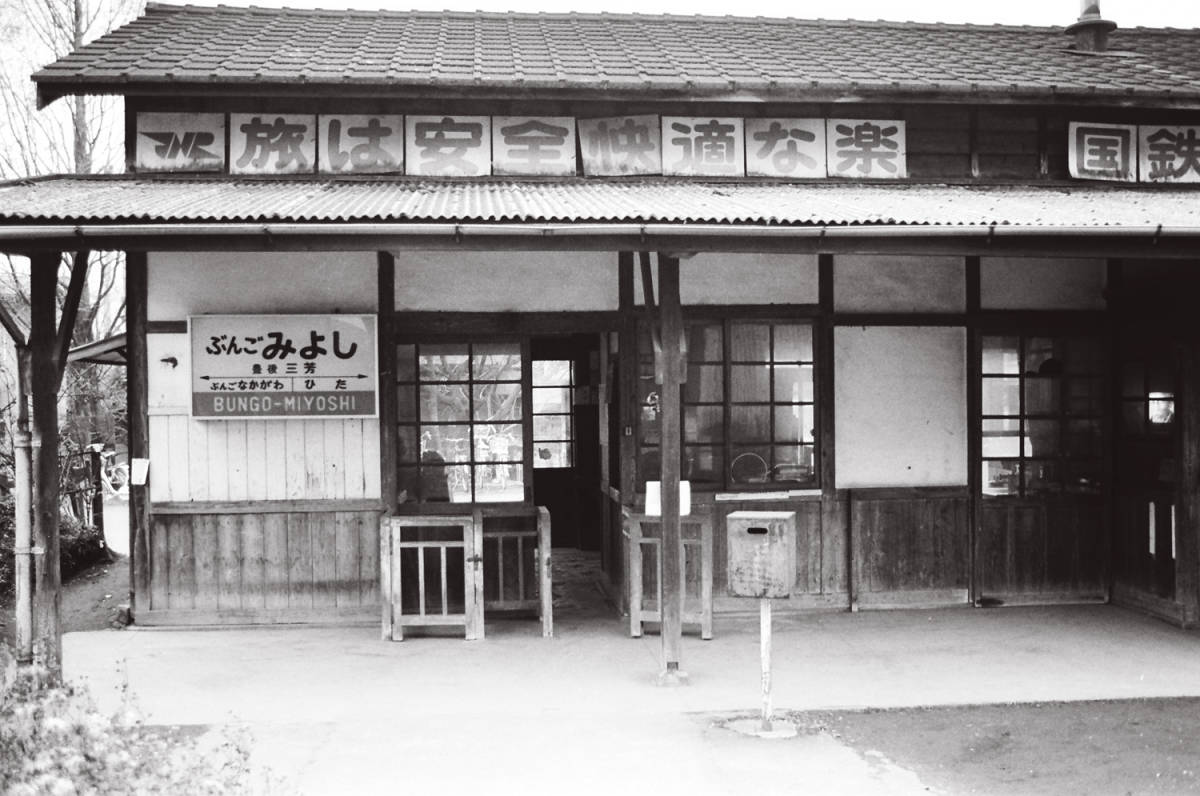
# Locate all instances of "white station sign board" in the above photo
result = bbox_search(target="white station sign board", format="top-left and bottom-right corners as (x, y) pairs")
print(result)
(190, 314), (378, 419)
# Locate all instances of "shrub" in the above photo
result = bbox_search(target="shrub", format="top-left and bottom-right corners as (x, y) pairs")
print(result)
(0, 496), (109, 602)
(0, 646), (257, 795)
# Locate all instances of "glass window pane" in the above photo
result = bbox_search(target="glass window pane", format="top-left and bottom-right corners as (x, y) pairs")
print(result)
(1148, 362), (1174, 394)
(419, 344), (469, 381)
(472, 344), (522, 381)
(730, 324), (770, 362)
(730, 447), (771, 484)
(1067, 377), (1103, 418)
(535, 442), (571, 468)
(473, 383), (522, 422)
(730, 365), (770, 403)
(396, 384), (417, 422)
(685, 364), (724, 402)
(472, 463), (520, 501)
(533, 387), (571, 413)
(684, 445), (723, 484)
(730, 405), (771, 443)
(445, 465), (473, 503)
(397, 425), (419, 464)
(532, 360), (572, 387)
(1065, 337), (1102, 374)
(1024, 377), (1060, 416)
(1025, 337), (1063, 376)
(982, 337), (1020, 375)
(396, 345), (416, 382)
(1025, 420), (1061, 457)
(772, 444), (815, 483)
(983, 460), (1019, 496)
(1149, 393), (1175, 425)
(1065, 460), (1102, 494)
(421, 383), (470, 422)
(687, 324), (723, 362)
(773, 325), (813, 362)
(418, 460), (457, 502)
(421, 425), (471, 463)
(982, 418), (1020, 458)
(1024, 460), (1061, 495)
(534, 414), (571, 441)
(982, 377), (1020, 416)
(474, 424), (523, 462)
(773, 364), (814, 403)
(684, 405), (724, 443)
(1066, 419), (1101, 458)
(397, 466), (418, 504)
(774, 405), (814, 444)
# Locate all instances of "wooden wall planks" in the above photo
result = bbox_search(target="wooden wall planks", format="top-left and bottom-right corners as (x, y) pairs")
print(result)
(146, 509), (381, 619)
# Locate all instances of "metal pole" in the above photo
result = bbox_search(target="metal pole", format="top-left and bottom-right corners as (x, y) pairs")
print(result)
(13, 393), (33, 666)
(760, 597), (773, 732)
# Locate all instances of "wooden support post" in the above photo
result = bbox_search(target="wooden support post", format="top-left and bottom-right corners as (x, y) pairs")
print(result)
(538, 505), (553, 638)
(127, 252), (151, 616)
(378, 252), (398, 635)
(1177, 337), (1200, 628)
(617, 253), (637, 502)
(657, 253), (686, 685)
(966, 256), (981, 606)
(817, 254), (845, 604)
(13, 346), (33, 665)
(30, 253), (62, 678)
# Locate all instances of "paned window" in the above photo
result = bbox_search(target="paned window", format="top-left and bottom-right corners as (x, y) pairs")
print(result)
(396, 342), (524, 504)
(981, 335), (1103, 497)
(532, 360), (574, 468)
(638, 319), (817, 490)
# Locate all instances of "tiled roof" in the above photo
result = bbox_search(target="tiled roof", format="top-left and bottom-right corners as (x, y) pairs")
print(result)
(33, 3), (1200, 106)
(2, 176), (1199, 230)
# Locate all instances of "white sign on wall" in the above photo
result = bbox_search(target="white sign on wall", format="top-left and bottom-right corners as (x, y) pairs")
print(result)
(1069, 122), (1137, 182)
(661, 117), (745, 176)
(318, 115), (405, 174)
(745, 118), (827, 178)
(190, 314), (378, 419)
(230, 114), (317, 175)
(492, 116), (576, 176)
(1138, 125), (1200, 183)
(578, 115), (662, 176)
(406, 115), (492, 176)
(135, 112), (226, 172)
(826, 119), (906, 179)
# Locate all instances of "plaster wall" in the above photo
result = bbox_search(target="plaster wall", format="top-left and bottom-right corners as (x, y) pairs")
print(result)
(634, 253), (820, 306)
(393, 251), (617, 311)
(835, 326), (968, 488)
(980, 257), (1106, 310)
(834, 255), (965, 313)
(145, 251), (380, 503)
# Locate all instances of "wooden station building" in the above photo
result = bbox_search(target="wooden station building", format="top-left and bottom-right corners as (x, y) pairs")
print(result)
(3, 2), (1200, 666)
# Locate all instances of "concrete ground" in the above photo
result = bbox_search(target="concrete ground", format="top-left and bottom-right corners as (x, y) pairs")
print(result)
(63, 596), (1200, 795)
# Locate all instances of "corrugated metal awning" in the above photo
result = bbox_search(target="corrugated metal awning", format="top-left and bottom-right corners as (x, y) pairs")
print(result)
(67, 333), (127, 366)
(2, 176), (1200, 230)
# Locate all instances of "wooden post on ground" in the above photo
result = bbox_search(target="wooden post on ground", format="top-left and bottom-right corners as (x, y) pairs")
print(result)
(13, 347), (33, 665)
(657, 253), (685, 684)
(760, 597), (773, 731)
(126, 252), (151, 616)
(29, 253), (62, 678)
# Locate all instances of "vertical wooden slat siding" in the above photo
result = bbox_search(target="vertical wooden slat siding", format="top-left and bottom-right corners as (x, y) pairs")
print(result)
(284, 419), (307, 499)
(361, 419), (382, 499)
(311, 512), (338, 607)
(978, 498), (1107, 599)
(150, 519), (170, 609)
(192, 515), (219, 610)
(1178, 342), (1200, 627)
(263, 421), (288, 500)
(244, 421), (268, 501)
(850, 493), (970, 598)
(226, 421), (248, 501)
(287, 512), (313, 608)
(217, 514), (242, 610)
(168, 515), (195, 610)
(263, 513), (289, 609)
(240, 513), (266, 610)
(361, 516), (380, 605)
(323, 420), (346, 499)
(148, 415), (171, 503)
(343, 419), (366, 499)
(206, 423), (230, 501)
(335, 512), (361, 607)
(187, 420), (210, 501)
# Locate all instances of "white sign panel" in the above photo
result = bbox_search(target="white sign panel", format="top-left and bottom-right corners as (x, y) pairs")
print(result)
(661, 117), (745, 176)
(230, 114), (317, 175)
(406, 116), (492, 176)
(578, 115), (662, 176)
(190, 314), (378, 419)
(1069, 122), (1137, 182)
(493, 116), (576, 176)
(826, 119), (906, 179)
(135, 112), (225, 172)
(318, 115), (405, 174)
(1138, 125), (1200, 183)
(746, 118), (827, 178)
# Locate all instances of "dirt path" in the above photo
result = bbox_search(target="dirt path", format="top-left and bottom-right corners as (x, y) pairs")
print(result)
(1, 554), (128, 647)
(814, 699), (1200, 795)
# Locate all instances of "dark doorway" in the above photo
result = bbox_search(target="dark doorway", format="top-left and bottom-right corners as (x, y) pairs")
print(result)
(531, 334), (601, 550)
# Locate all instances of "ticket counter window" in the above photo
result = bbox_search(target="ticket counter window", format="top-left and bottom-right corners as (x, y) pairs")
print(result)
(396, 342), (524, 504)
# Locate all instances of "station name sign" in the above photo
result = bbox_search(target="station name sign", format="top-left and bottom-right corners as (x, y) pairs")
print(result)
(136, 111), (907, 179)
(1069, 122), (1200, 183)
(190, 314), (378, 420)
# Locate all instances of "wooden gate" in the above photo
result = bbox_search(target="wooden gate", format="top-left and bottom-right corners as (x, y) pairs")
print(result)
(624, 510), (713, 639)
(381, 515), (484, 640)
